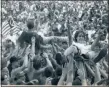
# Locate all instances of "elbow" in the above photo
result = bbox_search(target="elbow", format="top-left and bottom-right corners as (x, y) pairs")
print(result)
(23, 64), (28, 70)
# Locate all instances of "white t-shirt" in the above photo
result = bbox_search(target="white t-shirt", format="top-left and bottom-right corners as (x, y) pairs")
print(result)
(73, 42), (91, 55)
(73, 42), (97, 59)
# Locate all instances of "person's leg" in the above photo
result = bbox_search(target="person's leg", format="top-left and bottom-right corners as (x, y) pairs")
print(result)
(85, 62), (95, 77)
(77, 61), (87, 86)
(43, 36), (54, 44)
(55, 36), (68, 42)
(94, 48), (107, 63)
(99, 69), (108, 78)
(64, 45), (78, 57)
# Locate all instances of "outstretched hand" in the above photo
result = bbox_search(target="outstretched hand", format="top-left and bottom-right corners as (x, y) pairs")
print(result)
(25, 45), (31, 55)
(42, 52), (48, 58)
(31, 37), (35, 44)
(77, 62), (86, 80)
(62, 61), (70, 77)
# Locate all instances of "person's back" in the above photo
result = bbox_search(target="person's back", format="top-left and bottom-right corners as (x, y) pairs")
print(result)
(17, 19), (43, 53)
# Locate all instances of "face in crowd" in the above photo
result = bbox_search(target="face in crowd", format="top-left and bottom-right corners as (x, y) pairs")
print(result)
(74, 31), (86, 44)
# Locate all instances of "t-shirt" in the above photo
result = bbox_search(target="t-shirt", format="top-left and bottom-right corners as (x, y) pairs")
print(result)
(18, 31), (43, 50)
(73, 42), (97, 59)
(73, 42), (91, 55)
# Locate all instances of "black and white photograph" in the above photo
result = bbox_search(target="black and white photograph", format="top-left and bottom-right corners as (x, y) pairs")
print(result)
(1, 0), (109, 86)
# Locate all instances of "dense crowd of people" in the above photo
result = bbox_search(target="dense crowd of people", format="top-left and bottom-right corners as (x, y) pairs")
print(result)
(1, 0), (108, 86)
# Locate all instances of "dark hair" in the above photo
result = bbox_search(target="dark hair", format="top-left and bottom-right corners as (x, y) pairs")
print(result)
(51, 77), (60, 85)
(100, 31), (106, 41)
(33, 58), (41, 70)
(55, 67), (62, 77)
(72, 77), (82, 85)
(74, 30), (86, 42)
(102, 14), (108, 27)
(10, 56), (20, 63)
(55, 53), (66, 66)
(5, 39), (15, 50)
(6, 39), (11, 43)
(44, 67), (53, 77)
(27, 20), (34, 30)
(55, 53), (63, 65)
(1, 58), (7, 70)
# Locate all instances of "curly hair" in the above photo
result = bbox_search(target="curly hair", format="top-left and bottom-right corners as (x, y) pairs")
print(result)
(44, 66), (53, 77)
(74, 30), (86, 42)
(33, 57), (42, 70)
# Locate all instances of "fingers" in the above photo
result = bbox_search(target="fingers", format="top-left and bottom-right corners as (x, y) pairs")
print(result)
(31, 37), (36, 43)
(25, 45), (31, 55)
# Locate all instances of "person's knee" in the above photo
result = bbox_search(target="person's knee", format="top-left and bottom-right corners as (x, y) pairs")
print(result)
(64, 45), (77, 57)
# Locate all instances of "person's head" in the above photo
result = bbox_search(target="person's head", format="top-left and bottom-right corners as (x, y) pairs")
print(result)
(62, 41), (68, 49)
(55, 52), (63, 65)
(55, 52), (66, 66)
(51, 77), (60, 85)
(102, 14), (108, 27)
(10, 56), (21, 69)
(93, 42), (101, 52)
(1, 67), (9, 85)
(72, 77), (82, 85)
(14, 71), (25, 85)
(33, 57), (41, 70)
(74, 30), (87, 44)
(27, 19), (34, 30)
(1, 57), (7, 70)
(5, 39), (15, 51)
(44, 66), (53, 78)
(100, 30), (107, 41)
(55, 67), (62, 77)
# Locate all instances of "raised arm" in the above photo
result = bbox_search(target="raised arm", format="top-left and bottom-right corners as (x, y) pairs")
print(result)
(66, 55), (74, 86)
(31, 37), (35, 57)
(94, 63), (101, 85)
(57, 63), (68, 85)
(42, 53), (53, 68)
(11, 45), (30, 80)
(84, 62), (95, 77)
(78, 62), (87, 86)
(40, 44), (52, 49)
(36, 53), (54, 74)
(19, 45), (30, 70)
(49, 54), (61, 69)
(54, 43), (65, 52)
(91, 31), (102, 50)
(27, 37), (36, 72)
(99, 68), (108, 78)
(66, 17), (73, 46)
